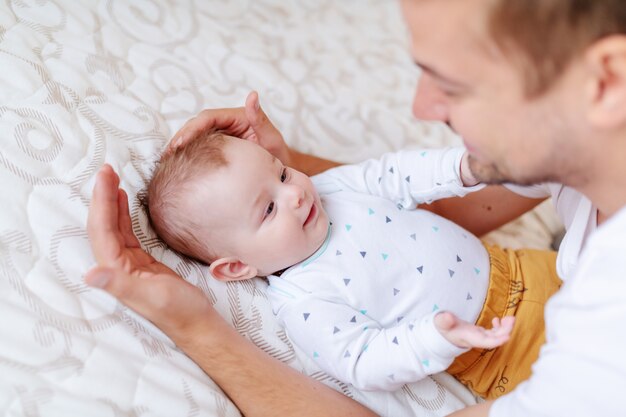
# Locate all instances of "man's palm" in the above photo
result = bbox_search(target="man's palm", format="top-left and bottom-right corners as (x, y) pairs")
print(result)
(86, 165), (211, 340)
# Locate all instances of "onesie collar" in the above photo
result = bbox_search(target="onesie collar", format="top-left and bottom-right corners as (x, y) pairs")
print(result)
(300, 221), (332, 268)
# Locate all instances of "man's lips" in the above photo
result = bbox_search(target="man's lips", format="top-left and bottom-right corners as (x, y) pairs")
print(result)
(303, 203), (317, 227)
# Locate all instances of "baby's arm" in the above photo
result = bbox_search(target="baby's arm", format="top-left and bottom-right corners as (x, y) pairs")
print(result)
(435, 311), (515, 349)
(321, 148), (484, 207)
(280, 302), (453, 390)
(271, 286), (481, 391)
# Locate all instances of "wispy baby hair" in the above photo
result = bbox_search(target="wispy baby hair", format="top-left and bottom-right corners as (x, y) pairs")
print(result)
(144, 132), (228, 263)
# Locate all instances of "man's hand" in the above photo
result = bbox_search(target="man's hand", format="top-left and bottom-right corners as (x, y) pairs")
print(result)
(435, 311), (515, 349)
(169, 91), (293, 165)
(85, 164), (213, 345)
(85, 164), (378, 417)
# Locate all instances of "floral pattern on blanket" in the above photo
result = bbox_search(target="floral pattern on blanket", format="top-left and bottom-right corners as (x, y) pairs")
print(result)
(0, 1), (561, 416)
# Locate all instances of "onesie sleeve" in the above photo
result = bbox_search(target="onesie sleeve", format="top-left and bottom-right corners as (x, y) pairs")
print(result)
(316, 147), (484, 209)
(503, 183), (552, 199)
(268, 277), (468, 391)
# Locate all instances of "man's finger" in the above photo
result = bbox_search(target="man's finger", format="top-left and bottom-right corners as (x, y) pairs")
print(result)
(88, 165), (123, 264)
(245, 91), (281, 140)
(170, 107), (251, 150)
(117, 188), (141, 249)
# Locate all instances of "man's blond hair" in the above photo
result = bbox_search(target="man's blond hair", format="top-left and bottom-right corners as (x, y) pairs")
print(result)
(488, 0), (626, 96)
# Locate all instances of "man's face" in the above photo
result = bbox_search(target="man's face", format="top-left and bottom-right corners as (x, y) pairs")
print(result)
(192, 137), (329, 276)
(401, 0), (584, 185)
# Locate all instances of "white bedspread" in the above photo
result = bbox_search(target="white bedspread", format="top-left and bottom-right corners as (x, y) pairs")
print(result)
(0, 1), (562, 415)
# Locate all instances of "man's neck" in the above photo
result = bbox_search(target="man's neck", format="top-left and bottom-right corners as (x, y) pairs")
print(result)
(576, 145), (626, 225)
(586, 183), (626, 225)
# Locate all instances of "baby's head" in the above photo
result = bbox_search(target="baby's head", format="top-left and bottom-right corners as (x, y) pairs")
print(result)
(146, 133), (329, 280)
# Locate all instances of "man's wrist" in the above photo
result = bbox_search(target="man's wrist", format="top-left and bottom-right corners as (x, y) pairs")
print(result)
(172, 308), (227, 352)
(288, 149), (342, 176)
(282, 147), (295, 167)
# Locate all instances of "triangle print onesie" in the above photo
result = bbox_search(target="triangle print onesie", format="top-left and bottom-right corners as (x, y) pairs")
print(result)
(268, 147), (490, 391)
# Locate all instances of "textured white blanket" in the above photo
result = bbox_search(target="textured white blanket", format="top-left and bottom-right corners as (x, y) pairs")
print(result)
(0, 1), (561, 415)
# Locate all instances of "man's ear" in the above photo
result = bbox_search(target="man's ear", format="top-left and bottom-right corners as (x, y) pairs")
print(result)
(209, 257), (258, 282)
(585, 35), (626, 129)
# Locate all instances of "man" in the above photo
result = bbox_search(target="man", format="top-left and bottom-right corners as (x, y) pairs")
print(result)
(86, 0), (626, 416)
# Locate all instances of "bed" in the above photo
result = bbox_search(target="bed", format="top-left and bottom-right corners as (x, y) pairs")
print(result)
(0, 1), (563, 415)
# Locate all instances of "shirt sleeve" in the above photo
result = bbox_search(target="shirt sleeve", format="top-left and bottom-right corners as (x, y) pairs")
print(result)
(268, 276), (468, 391)
(490, 213), (626, 417)
(315, 147), (484, 209)
(502, 183), (552, 199)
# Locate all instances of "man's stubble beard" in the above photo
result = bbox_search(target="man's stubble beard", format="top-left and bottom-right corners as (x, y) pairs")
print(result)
(467, 154), (557, 187)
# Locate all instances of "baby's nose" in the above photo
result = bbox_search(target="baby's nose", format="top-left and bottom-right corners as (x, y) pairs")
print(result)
(289, 185), (305, 208)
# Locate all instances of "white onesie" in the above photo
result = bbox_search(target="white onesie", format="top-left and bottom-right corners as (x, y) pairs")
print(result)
(268, 147), (488, 391)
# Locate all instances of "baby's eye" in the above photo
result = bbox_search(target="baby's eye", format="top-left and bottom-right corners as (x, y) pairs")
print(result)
(280, 168), (288, 183)
(265, 202), (275, 217)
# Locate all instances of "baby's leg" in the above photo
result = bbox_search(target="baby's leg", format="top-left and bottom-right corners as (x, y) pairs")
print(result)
(446, 245), (561, 399)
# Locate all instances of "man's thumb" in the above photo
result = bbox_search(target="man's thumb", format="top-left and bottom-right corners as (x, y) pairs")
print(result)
(85, 266), (136, 302)
(85, 266), (114, 288)
(244, 91), (278, 138)
(86, 266), (141, 305)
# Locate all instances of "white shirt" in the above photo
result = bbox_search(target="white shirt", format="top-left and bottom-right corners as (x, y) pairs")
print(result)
(268, 148), (488, 391)
(491, 185), (626, 417)
(504, 183), (597, 280)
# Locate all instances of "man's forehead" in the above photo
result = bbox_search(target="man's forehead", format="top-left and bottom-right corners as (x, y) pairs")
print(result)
(402, 0), (498, 61)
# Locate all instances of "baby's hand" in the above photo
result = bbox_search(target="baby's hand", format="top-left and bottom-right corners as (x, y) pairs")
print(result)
(459, 151), (480, 186)
(434, 311), (515, 349)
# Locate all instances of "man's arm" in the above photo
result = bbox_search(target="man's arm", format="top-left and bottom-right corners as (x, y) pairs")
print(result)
(86, 165), (377, 417)
(176, 307), (378, 417)
(288, 148), (342, 176)
(447, 401), (493, 416)
(95, 269), (378, 417)
(418, 186), (546, 237)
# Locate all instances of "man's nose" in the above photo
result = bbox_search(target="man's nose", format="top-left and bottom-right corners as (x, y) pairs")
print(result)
(412, 73), (450, 123)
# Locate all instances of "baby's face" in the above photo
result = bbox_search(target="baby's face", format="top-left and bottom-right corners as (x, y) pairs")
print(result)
(193, 136), (329, 276)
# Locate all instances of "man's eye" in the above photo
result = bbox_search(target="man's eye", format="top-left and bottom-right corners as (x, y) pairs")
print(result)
(442, 90), (458, 98)
(280, 168), (287, 183)
(437, 85), (462, 98)
(266, 202), (275, 217)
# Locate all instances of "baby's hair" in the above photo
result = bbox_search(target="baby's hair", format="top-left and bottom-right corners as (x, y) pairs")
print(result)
(142, 132), (228, 264)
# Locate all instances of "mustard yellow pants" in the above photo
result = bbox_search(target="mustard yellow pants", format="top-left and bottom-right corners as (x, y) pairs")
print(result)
(447, 245), (562, 399)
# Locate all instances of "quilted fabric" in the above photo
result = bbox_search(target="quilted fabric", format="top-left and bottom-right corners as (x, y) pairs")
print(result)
(0, 1), (562, 416)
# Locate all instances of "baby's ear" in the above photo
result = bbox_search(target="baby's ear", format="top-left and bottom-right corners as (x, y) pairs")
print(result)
(209, 257), (258, 281)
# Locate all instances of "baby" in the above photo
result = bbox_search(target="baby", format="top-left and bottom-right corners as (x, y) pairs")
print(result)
(144, 133), (561, 399)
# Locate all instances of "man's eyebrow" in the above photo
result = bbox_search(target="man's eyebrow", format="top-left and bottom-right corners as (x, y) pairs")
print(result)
(413, 60), (462, 86)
